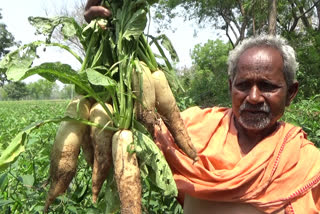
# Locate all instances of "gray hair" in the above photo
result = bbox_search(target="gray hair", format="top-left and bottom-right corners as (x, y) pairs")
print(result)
(227, 34), (298, 87)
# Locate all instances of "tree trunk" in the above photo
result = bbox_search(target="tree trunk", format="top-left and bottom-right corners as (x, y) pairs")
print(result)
(252, 13), (256, 36)
(296, 0), (311, 28)
(313, 0), (320, 30)
(236, 0), (248, 44)
(268, 0), (277, 35)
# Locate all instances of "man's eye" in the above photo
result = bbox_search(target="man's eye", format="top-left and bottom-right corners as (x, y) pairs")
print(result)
(235, 82), (250, 91)
(259, 82), (278, 92)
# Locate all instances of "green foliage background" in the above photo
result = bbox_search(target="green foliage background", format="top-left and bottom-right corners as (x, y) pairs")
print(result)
(177, 39), (231, 108)
(0, 9), (17, 87)
(283, 95), (320, 147)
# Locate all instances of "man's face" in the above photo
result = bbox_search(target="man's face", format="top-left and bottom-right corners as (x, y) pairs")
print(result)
(230, 46), (290, 132)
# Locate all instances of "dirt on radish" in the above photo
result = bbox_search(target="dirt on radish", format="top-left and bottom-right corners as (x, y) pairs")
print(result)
(112, 130), (142, 214)
(132, 62), (158, 134)
(81, 126), (94, 167)
(44, 97), (91, 212)
(152, 70), (198, 162)
(89, 102), (114, 203)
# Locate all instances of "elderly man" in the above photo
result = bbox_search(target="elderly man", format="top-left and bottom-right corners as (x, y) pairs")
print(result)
(84, 1), (320, 213)
(154, 35), (320, 213)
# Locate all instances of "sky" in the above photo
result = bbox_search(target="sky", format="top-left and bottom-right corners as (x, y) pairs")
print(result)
(1, 0), (82, 75)
(0, 0), (225, 83)
(1, 0), (78, 43)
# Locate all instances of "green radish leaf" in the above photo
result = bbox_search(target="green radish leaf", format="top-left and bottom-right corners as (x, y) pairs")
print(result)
(19, 174), (34, 186)
(81, 20), (97, 49)
(0, 130), (28, 172)
(147, 35), (173, 69)
(78, 183), (89, 200)
(61, 20), (79, 39)
(122, 6), (147, 41)
(85, 68), (117, 88)
(1, 42), (39, 81)
(0, 199), (14, 206)
(27, 62), (78, 83)
(81, 19), (105, 53)
(147, 0), (159, 5)
(14, 62), (99, 99)
(147, 34), (184, 91)
(0, 116), (106, 172)
(105, 167), (120, 214)
(32, 206), (46, 212)
(28, 16), (82, 42)
(159, 34), (179, 62)
(0, 173), (8, 191)
(28, 17), (56, 36)
(133, 130), (178, 197)
(1, 41), (82, 82)
(67, 206), (78, 213)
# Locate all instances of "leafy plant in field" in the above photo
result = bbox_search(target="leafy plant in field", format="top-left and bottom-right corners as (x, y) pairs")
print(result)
(0, 0), (183, 213)
(176, 39), (232, 108)
(0, 100), (183, 213)
(0, 101), (68, 148)
(2, 82), (29, 100)
(283, 95), (320, 148)
(0, 9), (18, 87)
(0, 101), (69, 213)
(284, 30), (320, 100)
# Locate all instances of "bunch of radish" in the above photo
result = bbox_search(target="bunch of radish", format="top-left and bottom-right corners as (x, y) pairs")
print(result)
(0, 0), (198, 213)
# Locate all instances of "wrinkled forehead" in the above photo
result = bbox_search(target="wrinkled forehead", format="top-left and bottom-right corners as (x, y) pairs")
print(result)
(232, 46), (285, 81)
(237, 46), (284, 69)
(239, 45), (283, 60)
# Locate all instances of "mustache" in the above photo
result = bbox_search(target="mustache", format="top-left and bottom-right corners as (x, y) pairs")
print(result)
(239, 102), (270, 113)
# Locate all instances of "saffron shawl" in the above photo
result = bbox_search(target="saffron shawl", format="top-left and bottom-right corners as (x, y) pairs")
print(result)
(155, 107), (320, 213)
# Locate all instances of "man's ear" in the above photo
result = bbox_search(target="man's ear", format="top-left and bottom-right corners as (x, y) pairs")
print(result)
(286, 81), (299, 106)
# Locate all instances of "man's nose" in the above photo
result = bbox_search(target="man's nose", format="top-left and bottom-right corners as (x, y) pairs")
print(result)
(246, 85), (264, 104)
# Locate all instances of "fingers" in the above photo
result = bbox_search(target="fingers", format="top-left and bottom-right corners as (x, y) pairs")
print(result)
(85, 0), (102, 10)
(84, 0), (112, 23)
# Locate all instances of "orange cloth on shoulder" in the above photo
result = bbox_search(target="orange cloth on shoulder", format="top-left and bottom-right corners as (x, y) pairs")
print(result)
(154, 106), (320, 213)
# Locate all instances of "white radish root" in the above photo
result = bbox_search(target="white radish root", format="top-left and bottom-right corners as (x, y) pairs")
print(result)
(132, 62), (157, 134)
(112, 130), (142, 214)
(81, 126), (94, 167)
(44, 96), (91, 212)
(152, 70), (198, 162)
(89, 102), (114, 203)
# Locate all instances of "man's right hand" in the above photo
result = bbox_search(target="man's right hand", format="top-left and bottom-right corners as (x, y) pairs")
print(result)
(84, 0), (112, 23)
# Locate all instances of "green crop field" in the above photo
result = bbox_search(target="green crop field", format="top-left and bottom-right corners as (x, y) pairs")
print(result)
(0, 100), (68, 146)
(0, 100), (77, 213)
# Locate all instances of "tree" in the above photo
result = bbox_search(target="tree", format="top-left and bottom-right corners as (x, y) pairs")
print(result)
(288, 29), (320, 99)
(0, 87), (8, 100)
(155, 0), (320, 99)
(3, 82), (28, 100)
(0, 9), (17, 87)
(191, 39), (231, 72)
(155, 0), (320, 44)
(43, 0), (87, 57)
(26, 79), (58, 100)
(180, 39), (232, 107)
(154, 0), (266, 47)
(268, 0), (278, 35)
(58, 84), (74, 99)
(278, 0), (320, 99)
